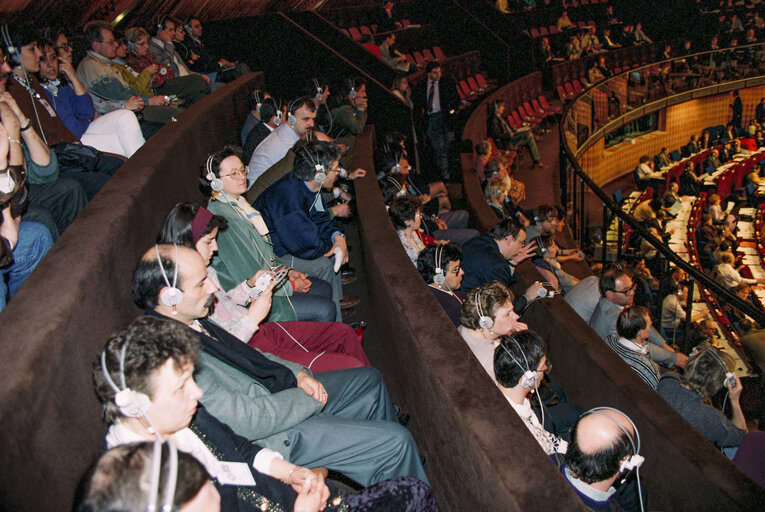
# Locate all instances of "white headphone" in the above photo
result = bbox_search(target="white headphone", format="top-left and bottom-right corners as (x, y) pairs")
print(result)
(155, 244), (183, 308)
(433, 244), (446, 286)
(694, 344), (736, 388)
(582, 407), (645, 475)
(475, 290), (494, 330)
(312, 78), (324, 101)
(347, 78), (357, 99)
(100, 342), (151, 419)
(0, 170), (15, 194)
(302, 146), (326, 184)
(385, 176), (406, 197)
(205, 155), (223, 192)
(147, 440), (178, 512)
(500, 336), (538, 389)
(286, 98), (299, 127)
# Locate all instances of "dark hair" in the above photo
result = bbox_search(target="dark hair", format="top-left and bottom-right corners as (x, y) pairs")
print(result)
(533, 205), (558, 224)
(494, 330), (547, 388)
(682, 344), (733, 399)
(342, 77), (366, 97)
(293, 139), (341, 182)
(83, 21), (113, 48)
(490, 218), (524, 241)
(425, 61), (441, 74)
(379, 172), (407, 205)
(566, 415), (633, 484)
(375, 151), (401, 176)
(80, 442), (211, 512)
(1, 22), (38, 50)
(131, 245), (183, 310)
(157, 202), (227, 248)
(198, 145), (243, 196)
(259, 97), (279, 123)
(388, 196), (421, 229)
(461, 282), (515, 329)
(599, 267), (631, 296)
(417, 243), (462, 284)
(639, 155), (650, 164)
(287, 96), (316, 115)
(92, 316), (200, 423)
(616, 306), (649, 340)
(153, 15), (176, 36)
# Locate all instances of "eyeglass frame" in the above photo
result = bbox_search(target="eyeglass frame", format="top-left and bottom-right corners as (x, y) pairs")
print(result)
(219, 166), (249, 179)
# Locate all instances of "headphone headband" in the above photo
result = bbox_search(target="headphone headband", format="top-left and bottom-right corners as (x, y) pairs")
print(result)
(475, 289), (494, 330)
(500, 335), (537, 389)
(694, 344), (735, 388)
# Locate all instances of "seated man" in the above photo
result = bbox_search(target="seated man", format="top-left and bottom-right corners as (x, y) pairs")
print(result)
(80, 442), (221, 511)
(379, 33), (410, 73)
(561, 408), (646, 511)
(255, 140), (353, 321)
(655, 147), (671, 169)
(494, 330), (569, 456)
(93, 316), (436, 510)
(487, 100), (544, 168)
(304, 79), (333, 134)
(248, 97), (315, 185)
(634, 155), (654, 190)
(660, 284), (707, 340)
(130, 245), (427, 486)
(461, 218), (544, 310)
(183, 17), (250, 83)
(416, 243), (465, 327)
(243, 97), (283, 164)
(590, 267), (688, 369)
(330, 78), (368, 137)
(241, 89), (268, 144)
(149, 16), (212, 96)
(606, 306), (662, 389)
(704, 149), (723, 172)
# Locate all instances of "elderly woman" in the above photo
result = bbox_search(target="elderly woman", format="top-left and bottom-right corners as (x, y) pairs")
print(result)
(388, 195), (434, 264)
(416, 243), (465, 326)
(157, 202), (369, 372)
(199, 145), (336, 322)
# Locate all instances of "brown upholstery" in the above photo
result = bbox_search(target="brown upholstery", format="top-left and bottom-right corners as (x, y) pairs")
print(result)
(0, 72), (263, 511)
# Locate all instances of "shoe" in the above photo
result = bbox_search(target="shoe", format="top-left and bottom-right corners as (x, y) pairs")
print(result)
(340, 295), (360, 308)
(393, 404), (411, 427)
(341, 266), (356, 277)
(341, 274), (357, 285)
(341, 307), (356, 319)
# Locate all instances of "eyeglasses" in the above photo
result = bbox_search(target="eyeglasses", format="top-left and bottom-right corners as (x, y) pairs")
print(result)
(56, 43), (71, 51)
(98, 39), (118, 46)
(613, 284), (636, 295)
(448, 265), (462, 275)
(537, 360), (552, 373)
(219, 166), (249, 179)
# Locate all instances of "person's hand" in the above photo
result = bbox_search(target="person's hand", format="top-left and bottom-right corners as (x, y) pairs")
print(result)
(0, 206), (20, 250)
(0, 102), (20, 136)
(337, 143), (349, 155)
(348, 167), (366, 179)
(323, 235), (349, 264)
(510, 240), (537, 265)
(146, 63), (159, 75)
(245, 269), (270, 288)
(201, 74), (211, 84)
(419, 193), (431, 205)
(728, 374), (743, 400)
(434, 217), (448, 230)
(0, 92), (25, 122)
(674, 352), (688, 369)
(0, 122), (8, 160)
(331, 203), (350, 218)
(147, 95), (169, 106)
(517, 212), (531, 227)
(57, 57), (77, 80)
(297, 369), (328, 405)
(338, 190), (352, 202)
(291, 275), (312, 293)
(354, 96), (368, 111)
(293, 473), (327, 512)
(125, 96), (145, 111)
(246, 279), (276, 326)
(511, 320), (528, 333)
(524, 282), (545, 301)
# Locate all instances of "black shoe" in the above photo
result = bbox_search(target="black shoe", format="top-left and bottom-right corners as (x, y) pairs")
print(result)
(393, 403), (411, 427)
(420, 455), (428, 469)
(341, 266), (356, 277)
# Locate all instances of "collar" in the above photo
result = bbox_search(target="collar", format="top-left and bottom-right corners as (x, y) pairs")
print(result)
(40, 78), (60, 96)
(152, 37), (166, 48)
(564, 467), (616, 502)
(617, 336), (649, 354)
(87, 50), (113, 63)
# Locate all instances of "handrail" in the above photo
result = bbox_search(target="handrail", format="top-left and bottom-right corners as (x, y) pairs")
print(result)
(558, 45), (765, 326)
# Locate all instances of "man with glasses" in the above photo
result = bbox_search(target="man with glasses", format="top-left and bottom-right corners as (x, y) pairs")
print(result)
(590, 267), (687, 368)
(183, 17), (249, 83)
(149, 17), (212, 98)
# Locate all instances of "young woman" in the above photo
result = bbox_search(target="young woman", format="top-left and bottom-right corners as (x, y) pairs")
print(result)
(158, 203), (369, 372)
(388, 195), (435, 264)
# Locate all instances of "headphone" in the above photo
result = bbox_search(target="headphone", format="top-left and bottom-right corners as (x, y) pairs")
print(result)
(0, 169), (15, 194)
(252, 90), (263, 113)
(385, 176), (406, 197)
(155, 244), (184, 308)
(347, 78), (357, 99)
(500, 336), (538, 389)
(694, 344), (736, 388)
(147, 440), (178, 512)
(475, 290), (494, 330)
(156, 15), (170, 34)
(581, 407), (645, 476)
(312, 78), (324, 101)
(0, 24), (21, 65)
(433, 245), (446, 286)
(205, 155), (223, 192)
(302, 145), (326, 184)
(286, 98), (299, 127)
(100, 340), (151, 419)
(273, 98), (283, 126)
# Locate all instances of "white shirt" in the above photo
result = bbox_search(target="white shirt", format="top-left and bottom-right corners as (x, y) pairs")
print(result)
(248, 123), (300, 186)
(426, 80), (441, 114)
(716, 262), (757, 288)
(504, 396), (567, 455)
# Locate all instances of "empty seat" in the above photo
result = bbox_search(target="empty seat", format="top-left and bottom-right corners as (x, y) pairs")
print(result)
(467, 77), (479, 92)
(340, 28), (350, 37)
(549, 25), (560, 34)
(572, 80), (584, 93)
(458, 80), (471, 97)
(539, 26), (549, 36)
(433, 46), (447, 60)
(403, 54), (415, 65)
(670, 149), (682, 161)
(349, 27), (362, 41)
(371, 24), (377, 33)
(360, 26), (373, 36)
(538, 95), (561, 113)
(401, 19), (411, 27)
(413, 51), (426, 67)
(476, 73), (488, 88)
(530, 27), (540, 38)
(422, 49), (435, 62)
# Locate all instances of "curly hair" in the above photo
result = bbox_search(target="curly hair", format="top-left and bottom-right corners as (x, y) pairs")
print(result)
(682, 343), (734, 399)
(417, 243), (462, 284)
(388, 196), (421, 230)
(461, 282), (515, 329)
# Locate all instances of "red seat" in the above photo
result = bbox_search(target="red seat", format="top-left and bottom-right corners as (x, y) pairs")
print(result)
(340, 28), (350, 37)
(458, 80), (471, 97)
(401, 19), (411, 27)
(476, 73), (488, 88)
(371, 24), (377, 33)
(564, 82), (576, 97)
(360, 26), (373, 37)
(531, 98), (546, 116)
(433, 46), (446, 60)
(413, 51), (426, 67)
(538, 95), (561, 113)
(549, 25), (560, 34)
(457, 86), (466, 101)
(530, 28), (540, 38)
(539, 26), (549, 36)
(348, 27), (362, 41)
(403, 54), (415, 65)
(572, 80), (584, 93)
(557, 85), (569, 101)
(467, 77), (479, 92)
(422, 49), (435, 62)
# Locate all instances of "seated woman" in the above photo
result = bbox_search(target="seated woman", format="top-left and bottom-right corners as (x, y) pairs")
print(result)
(388, 196), (435, 264)
(199, 146), (336, 322)
(657, 344), (751, 457)
(416, 243), (465, 326)
(157, 202), (369, 372)
(708, 193), (725, 224)
(494, 330), (568, 456)
(37, 39), (146, 158)
(541, 235), (578, 294)
(484, 177), (508, 220)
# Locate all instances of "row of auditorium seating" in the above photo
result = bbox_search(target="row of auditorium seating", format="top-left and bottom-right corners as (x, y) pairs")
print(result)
(523, 20), (597, 38)
(340, 19), (414, 40)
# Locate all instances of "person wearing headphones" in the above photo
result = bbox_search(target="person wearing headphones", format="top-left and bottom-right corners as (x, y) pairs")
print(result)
(200, 145), (337, 323)
(93, 316), (437, 512)
(417, 243), (465, 327)
(304, 79), (333, 135)
(80, 442), (221, 512)
(243, 97), (285, 164)
(241, 89), (269, 144)
(330, 78), (368, 137)
(562, 408), (646, 511)
(184, 17), (249, 84)
(607, 307), (662, 389)
(249, 97), (316, 184)
(254, 139), (356, 320)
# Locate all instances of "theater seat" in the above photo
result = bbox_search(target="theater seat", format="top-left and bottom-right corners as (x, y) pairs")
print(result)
(349, 27), (362, 41)
(433, 46), (446, 61)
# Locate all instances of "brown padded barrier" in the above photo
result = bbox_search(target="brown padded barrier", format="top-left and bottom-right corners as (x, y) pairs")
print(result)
(353, 126), (589, 511)
(0, 72), (263, 511)
(457, 80), (765, 508)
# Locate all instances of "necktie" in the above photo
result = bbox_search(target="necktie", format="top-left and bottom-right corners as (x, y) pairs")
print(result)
(427, 81), (435, 113)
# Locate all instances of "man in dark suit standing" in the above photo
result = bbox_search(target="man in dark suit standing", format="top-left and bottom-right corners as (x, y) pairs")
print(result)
(414, 62), (459, 181)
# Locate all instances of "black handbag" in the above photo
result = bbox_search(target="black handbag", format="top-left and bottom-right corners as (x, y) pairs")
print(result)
(53, 142), (102, 173)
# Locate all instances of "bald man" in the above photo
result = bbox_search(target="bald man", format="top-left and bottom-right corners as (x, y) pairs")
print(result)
(561, 408), (646, 511)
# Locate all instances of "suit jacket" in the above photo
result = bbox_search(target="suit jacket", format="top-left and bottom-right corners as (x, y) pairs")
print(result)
(460, 235), (529, 312)
(589, 297), (677, 366)
(413, 76), (459, 131)
(243, 122), (272, 163)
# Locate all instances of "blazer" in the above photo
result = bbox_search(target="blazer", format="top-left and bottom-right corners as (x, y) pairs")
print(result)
(413, 76), (459, 129)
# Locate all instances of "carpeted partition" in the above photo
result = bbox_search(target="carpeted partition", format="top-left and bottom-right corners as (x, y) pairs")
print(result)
(0, 72), (263, 511)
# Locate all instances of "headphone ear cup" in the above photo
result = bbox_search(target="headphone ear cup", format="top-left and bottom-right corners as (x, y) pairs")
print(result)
(206, 172), (223, 192)
(0, 171), (15, 194)
(160, 286), (184, 307)
(521, 370), (537, 388)
(433, 270), (446, 286)
(478, 315), (494, 330)
(115, 388), (151, 418)
(314, 172), (326, 184)
(288, 113), (297, 126)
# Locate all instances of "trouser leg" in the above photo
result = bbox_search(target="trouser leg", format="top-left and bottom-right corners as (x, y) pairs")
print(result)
(286, 254), (342, 321)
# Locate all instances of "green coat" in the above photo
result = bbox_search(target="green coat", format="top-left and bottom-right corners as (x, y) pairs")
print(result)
(207, 199), (297, 322)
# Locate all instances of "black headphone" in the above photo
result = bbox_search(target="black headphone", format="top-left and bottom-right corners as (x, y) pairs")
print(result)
(155, 244), (184, 308)
(475, 290), (494, 330)
(1, 24), (21, 65)
(694, 344), (736, 388)
(499, 336), (538, 389)
(433, 244), (446, 286)
(205, 154), (223, 192)
(100, 339), (151, 419)
(147, 440), (178, 512)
